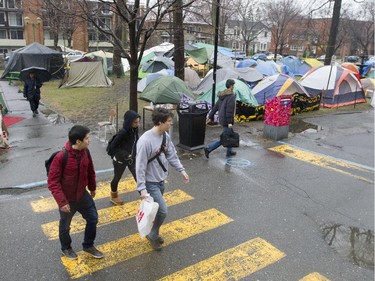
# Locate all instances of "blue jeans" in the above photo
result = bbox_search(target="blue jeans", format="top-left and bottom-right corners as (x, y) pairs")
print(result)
(59, 190), (98, 250)
(145, 181), (167, 240)
(206, 126), (233, 154)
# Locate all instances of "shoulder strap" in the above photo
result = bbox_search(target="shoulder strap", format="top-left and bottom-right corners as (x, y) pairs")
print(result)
(62, 148), (68, 172)
(147, 132), (167, 172)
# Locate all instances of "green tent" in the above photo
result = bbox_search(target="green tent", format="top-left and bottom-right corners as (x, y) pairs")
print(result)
(197, 79), (258, 106)
(139, 76), (195, 104)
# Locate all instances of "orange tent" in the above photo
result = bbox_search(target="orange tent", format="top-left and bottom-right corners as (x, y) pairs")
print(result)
(341, 62), (359, 74)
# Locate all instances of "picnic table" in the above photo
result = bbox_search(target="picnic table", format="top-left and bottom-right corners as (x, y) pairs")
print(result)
(7, 71), (20, 85)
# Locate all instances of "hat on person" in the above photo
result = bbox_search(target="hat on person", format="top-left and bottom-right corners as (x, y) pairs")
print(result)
(226, 79), (235, 88)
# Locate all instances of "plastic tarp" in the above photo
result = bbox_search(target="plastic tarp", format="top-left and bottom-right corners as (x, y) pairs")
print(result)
(197, 78), (258, 106)
(1, 42), (64, 79)
(253, 74), (310, 105)
(60, 61), (112, 88)
(184, 67), (201, 89)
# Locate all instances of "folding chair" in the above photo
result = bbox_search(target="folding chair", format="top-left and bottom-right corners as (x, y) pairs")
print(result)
(98, 109), (116, 142)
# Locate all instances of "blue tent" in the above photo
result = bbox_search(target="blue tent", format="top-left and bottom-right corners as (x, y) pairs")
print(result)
(236, 59), (258, 68)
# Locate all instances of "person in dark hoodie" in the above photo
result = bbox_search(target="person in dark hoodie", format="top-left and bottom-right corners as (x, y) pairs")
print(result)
(109, 110), (140, 205)
(204, 79), (236, 158)
(23, 71), (42, 117)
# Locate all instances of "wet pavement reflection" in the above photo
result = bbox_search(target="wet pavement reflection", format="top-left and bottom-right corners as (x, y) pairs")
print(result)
(42, 109), (67, 125)
(289, 119), (322, 134)
(322, 223), (374, 270)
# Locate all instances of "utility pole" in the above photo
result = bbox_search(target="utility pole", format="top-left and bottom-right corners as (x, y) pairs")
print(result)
(324, 0), (342, 66)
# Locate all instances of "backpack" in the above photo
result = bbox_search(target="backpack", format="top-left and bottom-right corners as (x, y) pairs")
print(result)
(147, 132), (167, 172)
(45, 148), (68, 176)
(106, 133), (118, 158)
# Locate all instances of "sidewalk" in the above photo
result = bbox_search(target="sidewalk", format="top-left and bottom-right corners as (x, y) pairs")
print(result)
(0, 80), (112, 188)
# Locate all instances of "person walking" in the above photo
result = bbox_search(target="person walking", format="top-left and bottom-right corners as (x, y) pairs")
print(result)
(23, 71), (42, 117)
(109, 110), (140, 205)
(204, 79), (237, 158)
(48, 125), (104, 260)
(136, 107), (189, 251)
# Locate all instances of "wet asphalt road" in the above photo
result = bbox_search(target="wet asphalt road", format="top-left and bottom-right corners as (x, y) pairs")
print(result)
(0, 80), (374, 280)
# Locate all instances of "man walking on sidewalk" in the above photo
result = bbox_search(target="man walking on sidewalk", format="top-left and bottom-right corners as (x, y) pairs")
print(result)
(48, 125), (104, 260)
(136, 108), (189, 251)
(23, 71), (42, 117)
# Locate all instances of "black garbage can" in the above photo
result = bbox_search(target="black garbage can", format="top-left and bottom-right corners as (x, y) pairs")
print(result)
(177, 102), (209, 151)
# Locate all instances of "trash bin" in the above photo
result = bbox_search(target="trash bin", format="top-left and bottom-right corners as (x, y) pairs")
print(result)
(263, 96), (292, 140)
(177, 102), (209, 151)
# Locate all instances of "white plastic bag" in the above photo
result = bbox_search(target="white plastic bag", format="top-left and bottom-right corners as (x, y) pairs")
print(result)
(135, 196), (159, 238)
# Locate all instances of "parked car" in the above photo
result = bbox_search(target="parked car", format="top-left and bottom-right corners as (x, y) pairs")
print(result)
(63, 51), (85, 61)
(266, 53), (283, 61)
(346, 56), (359, 63)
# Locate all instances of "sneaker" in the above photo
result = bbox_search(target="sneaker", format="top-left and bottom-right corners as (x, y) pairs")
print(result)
(32, 112), (36, 117)
(204, 148), (210, 159)
(156, 236), (164, 244)
(83, 246), (104, 259)
(226, 151), (236, 157)
(35, 109), (39, 114)
(146, 235), (162, 251)
(61, 248), (78, 260)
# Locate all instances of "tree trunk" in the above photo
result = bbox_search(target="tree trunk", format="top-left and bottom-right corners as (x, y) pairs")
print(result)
(173, 0), (184, 80)
(129, 65), (138, 112)
(324, 0), (342, 66)
(113, 25), (123, 78)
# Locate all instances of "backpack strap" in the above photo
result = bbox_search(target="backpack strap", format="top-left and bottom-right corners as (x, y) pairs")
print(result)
(147, 132), (167, 172)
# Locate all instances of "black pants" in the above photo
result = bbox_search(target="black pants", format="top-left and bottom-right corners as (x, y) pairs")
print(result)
(111, 159), (136, 192)
(29, 97), (40, 112)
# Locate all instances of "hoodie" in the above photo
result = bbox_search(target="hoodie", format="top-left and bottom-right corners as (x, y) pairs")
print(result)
(110, 110), (140, 161)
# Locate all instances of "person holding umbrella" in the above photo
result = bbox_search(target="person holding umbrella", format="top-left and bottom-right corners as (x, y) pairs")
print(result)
(23, 70), (43, 117)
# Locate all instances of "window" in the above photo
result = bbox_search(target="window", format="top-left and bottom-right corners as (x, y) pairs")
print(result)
(8, 13), (22, 26)
(298, 45), (304, 51)
(0, 0), (4, 8)
(264, 32), (267, 37)
(0, 30), (6, 39)
(98, 17), (111, 30)
(8, 0), (21, 9)
(0, 12), (5, 26)
(88, 30), (98, 41)
(290, 45), (297, 51)
(9, 29), (23, 39)
(100, 2), (112, 15)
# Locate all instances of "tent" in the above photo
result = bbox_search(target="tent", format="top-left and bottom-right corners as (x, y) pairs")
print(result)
(194, 68), (240, 94)
(1, 42), (64, 79)
(84, 50), (113, 75)
(139, 76), (195, 104)
(236, 59), (258, 68)
(361, 78), (374, 97)
(186, 57), (208, 72)
(304, 58), (323, 68)
(281, 56), (311, 76)
(137, 69), (171, 92)
(300, 65), (365, 108)
(60, 61), (112, 88)
(234, 67), (264, 83)
(142, 56), (174, 73)
(341, 62), (359, 74)
(252, 74), (310, 105)
(184, 67), (201, 89)
(255, 61), (280, 76)
(197, 78), (258, 106)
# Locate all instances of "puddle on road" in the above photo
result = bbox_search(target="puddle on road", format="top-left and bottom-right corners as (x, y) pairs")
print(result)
(42, 109), (67, 125)
(322, 223), (374, 270)
(289, 119), (322, 134)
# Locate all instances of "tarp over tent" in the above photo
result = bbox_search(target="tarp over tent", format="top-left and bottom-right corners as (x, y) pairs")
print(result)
(252, 74), (310, 105)
(300, 65), (365, 108)
(197, 79), (258, 106)
(1, 42), (64, 79)
(60, 61), (112, 88)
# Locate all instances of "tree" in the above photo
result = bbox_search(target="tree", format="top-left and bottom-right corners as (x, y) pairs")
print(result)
(173, 0), (185, 80)
(44, 0), (195, 112)
(262, 0), (301, 57)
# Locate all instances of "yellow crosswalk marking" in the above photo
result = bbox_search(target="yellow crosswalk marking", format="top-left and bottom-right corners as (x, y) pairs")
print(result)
(300, 272), (330, 281)
(158, 237), (285, 281)
(42, 189), (193, 240)
(269, 144), (374, 184)
(61, 208), (233, 279)
(30, 177), (136, 213)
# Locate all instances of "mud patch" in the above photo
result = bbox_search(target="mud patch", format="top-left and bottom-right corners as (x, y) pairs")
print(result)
(289, 119), (322, 134)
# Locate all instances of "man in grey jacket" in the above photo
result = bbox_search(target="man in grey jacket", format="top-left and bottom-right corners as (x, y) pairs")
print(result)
(136, 107), (189, 250)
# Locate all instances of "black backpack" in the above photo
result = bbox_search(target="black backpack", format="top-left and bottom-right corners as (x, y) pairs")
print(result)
(106, 133), (118, 158)
(45, 148), (68, 176)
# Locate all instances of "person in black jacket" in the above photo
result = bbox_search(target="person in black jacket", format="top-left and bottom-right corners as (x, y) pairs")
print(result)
(204, 79), (236, 159)
(109, 110), (140, 205)
(23, 71), (42, 117)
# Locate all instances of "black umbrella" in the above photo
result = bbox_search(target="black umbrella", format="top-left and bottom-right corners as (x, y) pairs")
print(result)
(20, 67), (52, 83)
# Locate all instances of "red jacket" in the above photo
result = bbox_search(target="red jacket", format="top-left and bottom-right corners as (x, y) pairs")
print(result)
(48, 141), (96, 208)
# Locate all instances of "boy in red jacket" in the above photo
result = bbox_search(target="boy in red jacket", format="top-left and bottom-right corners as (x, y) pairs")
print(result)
(48, 125), (103, 260)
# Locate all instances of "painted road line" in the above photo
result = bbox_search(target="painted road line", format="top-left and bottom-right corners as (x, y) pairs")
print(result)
(269, 144), (374, 184)
(158, 237), (286, 281)
(42, 189), (193, 240)
(300, 272), (330, 281)
(61, 208), (233, 279)
(30, 177), (136, 213)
